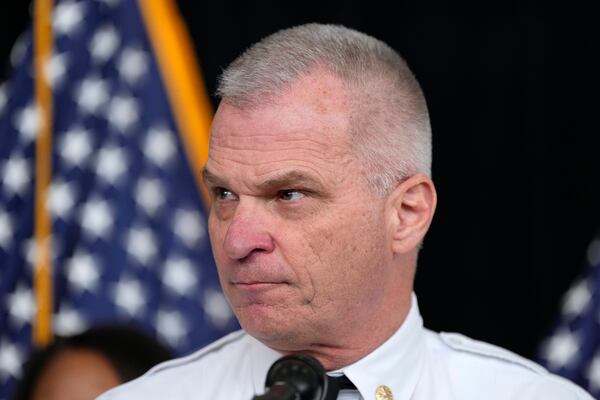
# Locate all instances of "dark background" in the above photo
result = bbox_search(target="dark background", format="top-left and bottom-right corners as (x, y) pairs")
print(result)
(1, 1), (598, 359)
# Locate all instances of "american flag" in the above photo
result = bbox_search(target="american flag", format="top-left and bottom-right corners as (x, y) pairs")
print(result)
(538, 230), (600, 398)
(0, 0), (237, 398)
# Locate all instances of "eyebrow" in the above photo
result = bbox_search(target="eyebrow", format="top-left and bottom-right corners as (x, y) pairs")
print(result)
(202, 168), (226, 187)
(256, 170), (325, 192)
(202, 168), (325, 193)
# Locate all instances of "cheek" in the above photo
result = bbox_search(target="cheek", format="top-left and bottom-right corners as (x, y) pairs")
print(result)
(287, 220), (364, 293)
(208, 212), (228, 266)
(301, 208), (387, 297)
(207, 212), (218, 250)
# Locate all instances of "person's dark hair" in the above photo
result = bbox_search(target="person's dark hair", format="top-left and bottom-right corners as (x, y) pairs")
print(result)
(12, 324), (174, 400)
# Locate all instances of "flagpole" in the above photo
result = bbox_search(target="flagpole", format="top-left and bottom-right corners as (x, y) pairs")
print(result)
(33, 0), (54, 347)
(137, 0), (213, 208)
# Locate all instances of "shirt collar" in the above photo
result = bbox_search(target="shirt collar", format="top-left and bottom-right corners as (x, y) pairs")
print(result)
(249, 293), (426, 399)
(250, 335), (282, 393)
(334, 293), (426, 400)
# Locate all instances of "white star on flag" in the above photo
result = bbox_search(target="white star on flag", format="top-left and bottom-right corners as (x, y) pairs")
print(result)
(0, 341), (23, 380)
(173, 209), (206, 247)
(95, 145), (128, 186)
(76, 75), (110, 115)
(163, 257), (199, 296)
(6, 286), (35, 328)
(204, 289), (234, 329)
(59, 126), (93, 168)
(144, 126), (176, 167)
(156, 309), (187, 346)
(90, 25), (120, 64)
(0, 211), (14, 250)
(135, 177), (166, 216)
(118, 47), (149, 86)
(1, 155), (31, 197)
(106, 94), (139, 133)
(80, 198), (114, 239)
(126, 227), (158, 265)
(47, 180), (77, 220)
(13, 103), (40, 142)
(54, 305), (87, 336)
(543, 329), (581, 370)
(562, 279), (592, 316)
(9, 32), (28, 68)
(113, 277), (146, 317)
(53, 1), (85, 37)
(22, 238), (38, 269)
(66, 251), (101, 293)
(45, 52), (69, 90)
(587, 239), (600, 266)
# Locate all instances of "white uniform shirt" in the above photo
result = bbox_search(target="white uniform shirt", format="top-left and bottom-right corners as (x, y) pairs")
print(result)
(98, 295), (592, 400)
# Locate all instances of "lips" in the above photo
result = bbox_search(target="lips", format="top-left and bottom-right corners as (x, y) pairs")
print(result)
(225, 259), (289, 284)
(231, 279), (290, 293)
(230, 272), (290, 287)
(232, 281), (287, 288)
(225, 262), (292, 295)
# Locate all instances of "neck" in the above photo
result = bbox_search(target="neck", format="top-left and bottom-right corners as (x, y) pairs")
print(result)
(269, 293), (413, 371)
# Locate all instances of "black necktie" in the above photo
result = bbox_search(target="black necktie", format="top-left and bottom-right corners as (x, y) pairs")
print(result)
(331, 374), (357, 392)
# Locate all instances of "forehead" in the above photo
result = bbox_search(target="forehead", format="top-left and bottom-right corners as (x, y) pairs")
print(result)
(213, 70), (351, 138)
(207, 71), (357, 181)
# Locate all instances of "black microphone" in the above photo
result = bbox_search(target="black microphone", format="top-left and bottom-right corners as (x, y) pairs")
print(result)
(252, 354), (339, 400)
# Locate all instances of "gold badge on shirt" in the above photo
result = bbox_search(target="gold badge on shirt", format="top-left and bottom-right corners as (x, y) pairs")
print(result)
(375, 384), (393, 400)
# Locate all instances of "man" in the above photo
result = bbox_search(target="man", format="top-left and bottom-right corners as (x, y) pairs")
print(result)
(99, 23), (592, 399)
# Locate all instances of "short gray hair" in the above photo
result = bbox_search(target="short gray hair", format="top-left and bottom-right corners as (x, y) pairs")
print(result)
(217, 23), (432, 194)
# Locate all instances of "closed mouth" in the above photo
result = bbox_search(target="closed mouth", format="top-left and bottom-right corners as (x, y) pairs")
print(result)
(233, 281), (284, 286)
(232, 281), (289, 291)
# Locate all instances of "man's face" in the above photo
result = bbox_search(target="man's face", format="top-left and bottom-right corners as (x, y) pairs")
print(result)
(204, 71), (395, 350)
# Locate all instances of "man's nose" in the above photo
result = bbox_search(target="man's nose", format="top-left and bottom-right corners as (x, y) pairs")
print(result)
(223, 211), (275, 260)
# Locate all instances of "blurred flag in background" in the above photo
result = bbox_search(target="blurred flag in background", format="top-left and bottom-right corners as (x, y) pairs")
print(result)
(0, 0), (237, 397)
(538, 230), (600, 398)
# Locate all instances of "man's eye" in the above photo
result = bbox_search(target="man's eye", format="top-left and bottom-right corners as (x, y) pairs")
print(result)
(279, 190), (305, 201)
(215, 188), (237, 201)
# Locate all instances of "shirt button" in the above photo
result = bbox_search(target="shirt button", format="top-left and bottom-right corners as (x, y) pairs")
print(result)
(375, 385), (393, 400)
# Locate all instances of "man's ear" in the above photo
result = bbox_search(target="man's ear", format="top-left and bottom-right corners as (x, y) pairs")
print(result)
(386, 174), (437, 254)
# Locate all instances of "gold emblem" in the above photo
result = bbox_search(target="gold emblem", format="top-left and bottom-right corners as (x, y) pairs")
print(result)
(375, 384), (393, 400)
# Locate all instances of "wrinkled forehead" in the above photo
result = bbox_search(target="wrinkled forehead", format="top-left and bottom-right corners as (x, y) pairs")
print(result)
(210, 69), (354, 145)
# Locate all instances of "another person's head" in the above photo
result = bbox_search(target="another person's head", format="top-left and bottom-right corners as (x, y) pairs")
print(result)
(13, 325), (173, 400)
(203, 23), (437, 369)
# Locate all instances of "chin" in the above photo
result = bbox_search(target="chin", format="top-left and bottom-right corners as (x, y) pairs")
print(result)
(235, 304), (297, 345)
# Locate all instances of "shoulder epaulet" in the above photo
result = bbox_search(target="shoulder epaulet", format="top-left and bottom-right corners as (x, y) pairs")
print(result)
(146, 330), (247, 376)
(439, 332), (547, 374)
